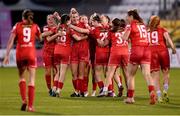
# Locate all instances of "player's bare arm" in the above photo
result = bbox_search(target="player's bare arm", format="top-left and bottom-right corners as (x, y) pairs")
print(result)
(164, 32), (176, 54)
(68, 24), (90, 34)
(3, 33), (16, 65)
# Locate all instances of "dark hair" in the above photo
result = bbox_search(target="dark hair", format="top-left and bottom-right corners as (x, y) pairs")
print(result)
(61, 14), (70, 24)
(92, 13), (101, 23)
(112, 18), (126, 32)
(22, 9), (34, 24)
(127, 9), (143, 23)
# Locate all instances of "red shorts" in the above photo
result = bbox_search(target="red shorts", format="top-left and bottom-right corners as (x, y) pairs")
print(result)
(95, 52), (109, 66)
(108, 53), (128, 67)
(71, 43), (89, 64)
(129, 46), (151, 64)
(54, 54), (70, 65)
(16, 57), (37, 69)
(151, 48), (170, 72)
(43, 49), (54, 68)
(54, 45), (71, 65)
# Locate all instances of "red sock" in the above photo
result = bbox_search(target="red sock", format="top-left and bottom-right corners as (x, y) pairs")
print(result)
(58, 82), (64, 89)
(148, 85), (155, 93)
(93, 82), (97, 91)
(28, 85), (35, 108)
(76, 79), (80, 91)
(72, 79), (77, 90)
(84, 76), (88, 92)
(108, 84), (113, 92)
(127, 89), (134, 98)
(97, 81), (104, 89)
(53, 80), (58, 88)
(78, 79), (84, 93)
(45, 75), (51, 90)
(19, 81), (26, 103)
(119, 75), (122, 84)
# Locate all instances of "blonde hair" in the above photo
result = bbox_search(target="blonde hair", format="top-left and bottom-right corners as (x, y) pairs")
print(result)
(149, 15), (160, 31)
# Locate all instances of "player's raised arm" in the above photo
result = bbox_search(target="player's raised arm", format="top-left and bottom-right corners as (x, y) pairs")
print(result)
(122, 25), (131, 40)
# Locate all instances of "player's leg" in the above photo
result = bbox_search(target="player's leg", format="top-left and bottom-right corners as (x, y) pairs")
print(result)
(84, 63), (90, 97)
(114, 68), (124, 97)
(151, 71), (163, 103)
(44, 67), (52, 93)
(43, 55), (53, 94)
(160, 50), (170, 102)
(98, 65), (116, 97)
(124, 63), (138, 104)
(122, 66), (128, 88)
(78, 61), (86, 97)
(27, 67), (36, 112)
(56, 63), (68, 97)
(162, 68), (170, 102)
(95, 65), (104, 94)
(18, 65), (27, 111)
(70, 63), (80, 97)
(141, 63), (156, 104)
(51, 65), (60, 97)
(91, 65), (97, 96)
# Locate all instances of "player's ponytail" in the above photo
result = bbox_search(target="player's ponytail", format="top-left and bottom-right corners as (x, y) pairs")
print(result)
(127, 9), (143, 23)
(149, 15), (160, 31)
(22, 9), (34, 24)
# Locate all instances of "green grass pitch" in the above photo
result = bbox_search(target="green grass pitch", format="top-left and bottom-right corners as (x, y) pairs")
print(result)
(0, 67), (180, 115)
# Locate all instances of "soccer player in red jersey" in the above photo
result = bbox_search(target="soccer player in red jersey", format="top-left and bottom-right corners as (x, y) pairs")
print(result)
(69, 13), (111, 95)
(79, 15), (91, 97)
(69, 9), (90, 97)
(148, 15), (176, 103)
(98, 18), (128, 97)
(122, 9), (156, 104)
(88, 15), (98, 96)
(42, 14), (58, 95)
(3, 9), (41, 112)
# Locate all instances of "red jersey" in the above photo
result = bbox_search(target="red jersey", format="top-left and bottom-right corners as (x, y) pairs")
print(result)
(90, 26), (109, 53)
(43, 25), (55, 53)
(148, 27), (167, 50)
(108, 30), (128, 54)
(129, 20), (149, 47)
(11, 21), (41, 59)
(71, 22), (88, 46)
(54, 24), (72, 54)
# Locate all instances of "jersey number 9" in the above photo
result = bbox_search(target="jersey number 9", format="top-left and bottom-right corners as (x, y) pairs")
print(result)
(23, 27), (31, 43)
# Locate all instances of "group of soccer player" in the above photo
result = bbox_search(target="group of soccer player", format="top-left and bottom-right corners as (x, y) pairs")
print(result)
(3, 8), (176, 112)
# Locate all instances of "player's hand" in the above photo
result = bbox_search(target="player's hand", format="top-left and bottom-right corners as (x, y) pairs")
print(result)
(172, 48), (176, 54)
(3, 55), (9, 65)
(53, 11), (61, 20)
(70, 8), (77, 14)
(66, 20), (71, 26)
